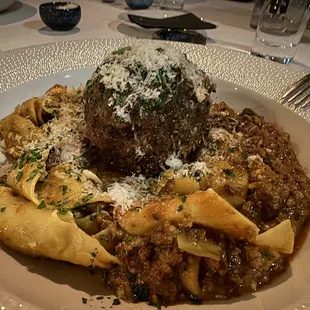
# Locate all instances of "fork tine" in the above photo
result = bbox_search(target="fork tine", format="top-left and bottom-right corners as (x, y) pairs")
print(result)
(283, 79), (310, 103)
(301, 93), (310, 108)
(281, 73), (310, 101)
(289, 86), (310, 107)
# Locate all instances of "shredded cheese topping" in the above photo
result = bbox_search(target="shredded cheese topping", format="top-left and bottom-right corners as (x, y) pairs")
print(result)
(88, 43), (212, 122)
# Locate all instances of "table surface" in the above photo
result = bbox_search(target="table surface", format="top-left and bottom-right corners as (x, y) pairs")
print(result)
(0, 0), (309, 69)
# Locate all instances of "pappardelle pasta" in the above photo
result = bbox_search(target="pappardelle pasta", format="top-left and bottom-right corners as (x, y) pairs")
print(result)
(0, 44), (309, 307)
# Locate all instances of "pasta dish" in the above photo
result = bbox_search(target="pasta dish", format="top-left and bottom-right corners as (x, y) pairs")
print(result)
(0, 44), (309, 307)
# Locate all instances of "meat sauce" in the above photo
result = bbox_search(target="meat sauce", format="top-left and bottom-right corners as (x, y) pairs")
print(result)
(105, 103), (310, 306)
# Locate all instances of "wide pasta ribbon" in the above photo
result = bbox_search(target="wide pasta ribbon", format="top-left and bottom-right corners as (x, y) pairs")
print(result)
(0, 186), (120, 268)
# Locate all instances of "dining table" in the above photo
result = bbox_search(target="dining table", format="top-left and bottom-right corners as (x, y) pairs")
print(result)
(2, 1), (310, 310)
(0, 0), (309, 70)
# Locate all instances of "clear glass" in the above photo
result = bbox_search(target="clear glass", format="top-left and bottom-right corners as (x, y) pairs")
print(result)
(250, 0), (266, 28)
(159, 0), (184, 11)
(251, 0), (310, 64)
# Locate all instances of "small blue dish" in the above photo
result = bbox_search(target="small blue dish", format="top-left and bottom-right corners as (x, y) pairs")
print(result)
(125, 0), (153, 10)
(39, 2), (81, 31)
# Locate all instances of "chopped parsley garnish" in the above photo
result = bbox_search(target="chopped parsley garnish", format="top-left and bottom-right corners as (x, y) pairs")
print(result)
(82, 297), (88, 304)
(112, 298), (121, 306)
(0, 207), (6, 212)
(16, 171), (23, 182)
(91, 252), (97, 258)
(73, 202), (81, 208)
(223, 169), (235, 178)
(152, 213), (159, 221)
(177, 205), (184, 212)
(18, 151), (26, 169)
(62, 185), (68, 195)
(181, 196), (187, 203)
(37, 200), (47, 210)
(82, 193), (94, 203)
(49, 200), (57, 206)
(100, 235), (109, 242)
(52, 110), (59, 118)
(26, 149), (43, 164)
(26, 170), (38, 181)
(112, 46), (130, 55)
(56, 205), (69, 215)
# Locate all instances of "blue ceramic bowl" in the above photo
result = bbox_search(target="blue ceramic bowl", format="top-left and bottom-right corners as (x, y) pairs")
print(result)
(125, 0), (153, 10)
(39, 2), (81, 31)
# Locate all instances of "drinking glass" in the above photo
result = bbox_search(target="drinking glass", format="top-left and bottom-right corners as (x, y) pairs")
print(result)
(159, 0), (184, 11)
(250, 0), (265, 28)
(251, 0), (310, 64)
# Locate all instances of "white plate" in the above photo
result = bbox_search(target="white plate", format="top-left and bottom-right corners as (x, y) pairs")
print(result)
(0, 38), (310, 310)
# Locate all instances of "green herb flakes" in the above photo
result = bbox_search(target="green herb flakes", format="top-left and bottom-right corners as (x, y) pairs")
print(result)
(0, 207), (6, 212)
(37, 200), (47, 210)
(62, 185), (68, 195)
(223, 169), (235, 178)
(18, 151), (26, 169)
(52, 110), (59, 118)
(112, 46), (130, 55)
(177, 205), (184, 212)
(26, 170), (38, 181)
(73, 202), (81, 208)
(56, 205), (69, 215)
(82, 193), (94, 203)
(16, 171), (23, 182)
(181, 196), (187, 203)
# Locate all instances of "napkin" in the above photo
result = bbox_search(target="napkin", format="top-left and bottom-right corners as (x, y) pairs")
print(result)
(128, 13), (217, 30)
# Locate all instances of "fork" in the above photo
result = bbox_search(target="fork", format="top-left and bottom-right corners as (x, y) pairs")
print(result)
(281, 73), (310, 108)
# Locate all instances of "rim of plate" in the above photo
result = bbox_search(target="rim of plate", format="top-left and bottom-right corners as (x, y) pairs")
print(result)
(0, 37), (309, 122)
(0, 38), (310, 310)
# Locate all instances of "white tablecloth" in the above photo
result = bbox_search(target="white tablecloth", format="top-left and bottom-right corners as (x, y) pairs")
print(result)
(0, 0), (309, 69)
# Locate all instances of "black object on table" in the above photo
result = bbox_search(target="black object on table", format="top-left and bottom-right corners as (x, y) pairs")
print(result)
(128, 12), (217, 30)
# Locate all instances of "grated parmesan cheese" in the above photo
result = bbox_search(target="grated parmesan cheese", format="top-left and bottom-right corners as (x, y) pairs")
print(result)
(209, 128), (240, 148)
(27, 88), (86, 169)
(107, 174), (156, 213)
(247, 155), (263, 163)
(90, 43), (212, 122)
(165, 154), (183, 170)
(175, 161), (211, 179)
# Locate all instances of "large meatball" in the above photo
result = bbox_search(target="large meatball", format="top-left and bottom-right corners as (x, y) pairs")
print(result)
(84, 44), (215, 176)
